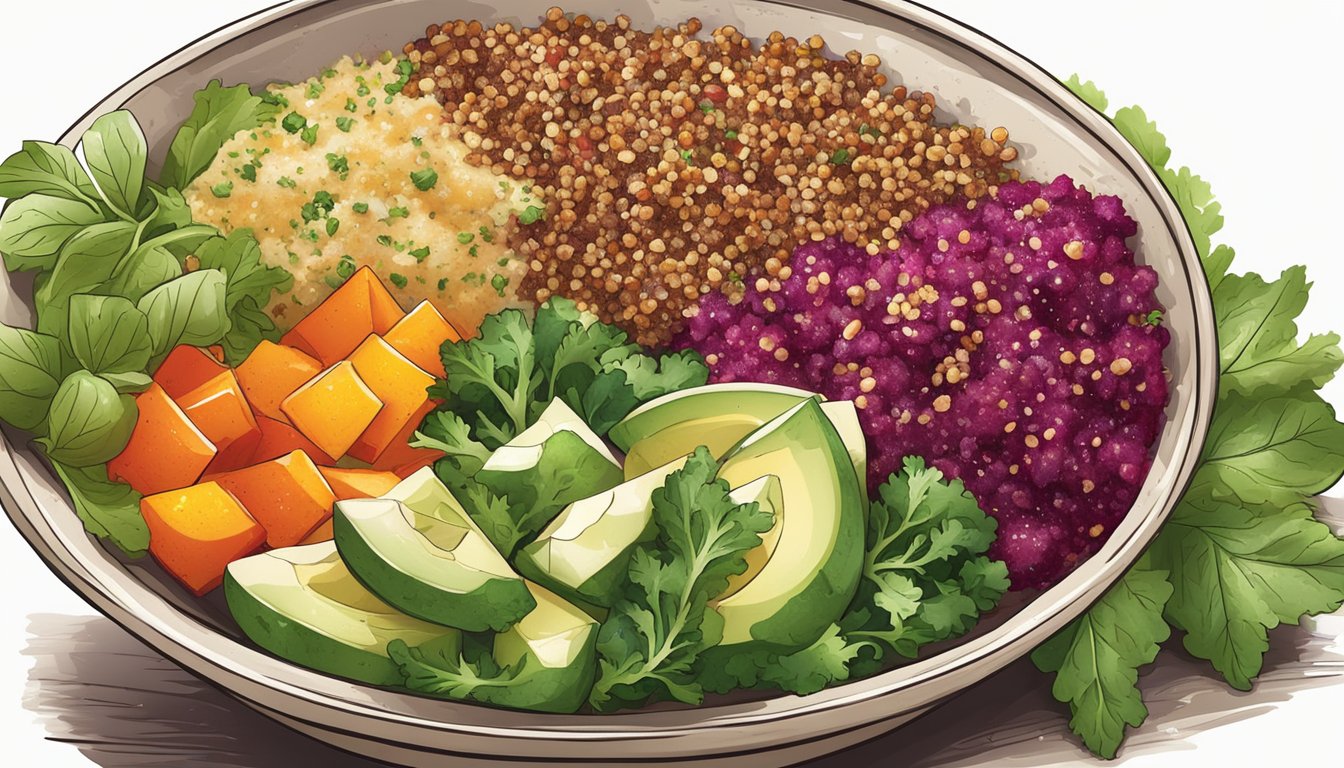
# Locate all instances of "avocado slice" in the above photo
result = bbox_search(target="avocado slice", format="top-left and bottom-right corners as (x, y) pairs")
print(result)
(711, 398), (865, 652)
(474, 398), (625, 548)
(224, 541), (461, 686)
(333, 469), (536, 632)
(718, 474), (784, 601)
(611, 383), (815, 474)
(819, 400), (869, 506)
(513, 454), (690, 607)
(487, 581), (599, 713)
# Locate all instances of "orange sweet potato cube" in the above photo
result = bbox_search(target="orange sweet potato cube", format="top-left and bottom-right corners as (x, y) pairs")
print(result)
(235, 341), (322, 422)
(383, 301), (460, 378)
(298, 517), (334, 545)
(370, 407), (445, 475)
(153, 346), (227, 400)
(249, 416), (336, 465)
(178, 370), (261, 472)
(142, 481), (265, 595)
(318, 466), (402, 500)
(212, 450), (336, 548)
(109, 383), (217, 494)
(207, 345), (226, 362)
(280, 267), (405, 366)
(345, 336), (437, 463)
(280, 361), (383, 459)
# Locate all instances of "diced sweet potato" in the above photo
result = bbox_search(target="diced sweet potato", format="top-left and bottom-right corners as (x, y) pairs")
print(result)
(207, 345), (226, 362)
(383, 301), (460, 378)
(370, 405), (445, 475)
(298, 517), (334, 545)
(108, 383), (217, 494)
(153, 346), (227, 400)
(235, 341), (322, 422)
(280, 267), (405, 365)
(212, 450), (336, 548)
(141, 481), (265, 595)
(248, 416), (336, 465)
(178, 370), (261, 473)
(345, 337), (436, 463)
(281, 361), (383, 459)
(317, 466), (402, 500)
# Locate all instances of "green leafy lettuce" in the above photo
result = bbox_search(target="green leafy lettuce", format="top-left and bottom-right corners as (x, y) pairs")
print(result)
(1033, 77), (1344, 759)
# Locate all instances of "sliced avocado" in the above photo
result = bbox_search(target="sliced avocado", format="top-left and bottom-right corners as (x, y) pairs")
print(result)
(711, 398), (865, 652)
(488, 581), (599, 713)
(224, 541), (461, 686)
(820, 400), (869, 506)
(333, 469), (535, 631)
(513, 454), (690, 607)
(474, 398), (624, 549)
(719, 474), (784, 601)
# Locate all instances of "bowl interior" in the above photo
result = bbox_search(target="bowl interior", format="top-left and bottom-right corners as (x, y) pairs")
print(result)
(0, 0), (1213, 760)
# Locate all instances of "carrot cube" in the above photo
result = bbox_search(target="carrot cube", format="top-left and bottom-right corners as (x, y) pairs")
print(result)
(249, 416), (336, 465)
(141, 481), (265, 595)
(370, 405), (445, 475)
(178, 370), (261, 472)
(280, 267), (405, 365)
(281, 361), (383, 459)
(207, 345), (226, 362)
(153, 346), (227, 400)
(109, 383), (217, 494)
(212, 450), (336, 548)
(383, 301), (460, 378)
(318, 466), (403, 500)
(234, 340), (322, 422)
(345, 336), (437, 463)
(298, 517), (334, 545)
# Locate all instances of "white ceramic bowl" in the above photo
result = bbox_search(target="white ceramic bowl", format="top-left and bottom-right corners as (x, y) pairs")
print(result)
(0, 1), (1217, 765)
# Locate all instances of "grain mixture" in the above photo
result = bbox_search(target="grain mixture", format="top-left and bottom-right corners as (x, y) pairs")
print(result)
(401, 7), (1019, 345)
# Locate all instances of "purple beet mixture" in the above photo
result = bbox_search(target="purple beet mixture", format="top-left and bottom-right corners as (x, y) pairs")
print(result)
(679, 175), (1170, 589)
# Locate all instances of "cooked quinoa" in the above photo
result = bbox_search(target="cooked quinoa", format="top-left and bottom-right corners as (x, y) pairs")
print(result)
(185, 56), (535, 335)
(400, 7), (1019, 346)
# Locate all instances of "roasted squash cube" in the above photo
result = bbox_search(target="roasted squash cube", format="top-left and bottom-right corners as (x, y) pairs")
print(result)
(369, 406), (445, 475)
(280, 361), (383, 459)
(212, 450), (336, 548)
(108, 383), (217, 494)
(345, 336), (436, 463)
(298, 517), (334, 545)
(383, 301), (460, 378)
(153, 345), (227, 400)
(317, 466), (402, 500)
(280, 267), (405, 365)
(235, 340), (322, 422)
(178, 370), (261, 472)
(141, 481), (265, 595)
(248, 416), (336, 465)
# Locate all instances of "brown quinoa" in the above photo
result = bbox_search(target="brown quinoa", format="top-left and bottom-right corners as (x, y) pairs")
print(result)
(402, 7), (1019, 345)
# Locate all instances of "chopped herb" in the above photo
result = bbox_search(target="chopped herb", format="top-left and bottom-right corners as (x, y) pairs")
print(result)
(277, 176), (298, 189)
(239, 163), (257, 182)
(289, 218), (300, 229)
(410, 168), (439, 191)
(469, 244), (480, 258)
(352, 202), (369, 214)
(228, 151), (240, 158)
(387, 206), (410, 219)
(725, 129), (738, 140)
(287, 252), (300, 266)
(344, 97), (358, 113)
(517, 205), (546, 226)
(679, 149), (694, 165)
(335, 254), (357, 279)
(491, 274), (508, 297)
(699, 102), (715, 114)
(367, 97), (377, 108)
(281, 111), (307, 134)
(457, 232), (475, 245)
(326, 153), (350, 178)
(324, 275), (343, 289)
(409, 246), (431, 262)
(313, 191), (334, 211)
(211, 181), (233, 198)
(306, 81), (324, 99)
(326, 218), (340, 237)
(335, 116), (355, 133)
(300, 124), (319, 145)
(411, 136), (424, 147)
(377, 235), (393, 247)
(321, 67), (338, 79)
(497, 257), (510, 267)
(437, 277), (449, 291)
(261, 91), (290, 109)
(479, 226), (494, 243)
(830, 148), (851, 165)
(389, 272), (409, 289)
(1143, 309), (1164, 326)
(385, 59), (414, 96)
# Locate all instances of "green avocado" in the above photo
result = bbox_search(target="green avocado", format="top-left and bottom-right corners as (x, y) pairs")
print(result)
(711, 398), (865, 652)
(224, 542), (461, 686)
(333, 468), (536, 632)
(610, 383), (816, 476)
(487, 581), (600, 713)
(474, 398), (625, 548)
(513, 454), (690, 607)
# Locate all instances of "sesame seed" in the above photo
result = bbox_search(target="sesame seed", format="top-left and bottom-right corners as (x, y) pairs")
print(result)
(1110, 357), (1133, 375)
(842, 318), (863, 340)
(1079, 348), (1096, 365)
(1024, 434), (1040, 448)
(932, 394), (951, 412)
(859, 376), (877, 393)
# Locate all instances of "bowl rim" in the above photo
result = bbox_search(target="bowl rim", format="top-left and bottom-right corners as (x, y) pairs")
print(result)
(0, 0), (1218, 755)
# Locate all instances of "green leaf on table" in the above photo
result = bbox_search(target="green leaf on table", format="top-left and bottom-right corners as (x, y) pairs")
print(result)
(51, 462), (147, 556)
(1150, 495), (1344, 690)
(1213, 267), (1342, 396)
(0, 194), (106, 271)
(0, 323), (64, 431)
(80, 111), (147, 218)
(37, 370), (137, 467)
(1111, 106), (1171, 171)
(137, 269), (230, 365)
(66, 294), (151, 375)
(0, 140), (99, 203)
(1063, 75), (1109, 113)
(1203, 244), (1235, 293)
(1195, 389), (1344, 509)
(160, 80), (279, 189)
(1157, 165), (1223, 259)
(1031, 563), (1172, 760)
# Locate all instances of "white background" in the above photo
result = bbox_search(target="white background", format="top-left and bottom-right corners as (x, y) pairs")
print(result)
(0, 1), (1340, 765)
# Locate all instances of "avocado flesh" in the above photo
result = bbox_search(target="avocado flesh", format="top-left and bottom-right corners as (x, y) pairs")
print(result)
(334, 469), (535, 632)
(712, 398), (865, 651)
(487, 581), (599, 713)
(224, 542), (461, 686)
(718, 474), (783, 600)
(819, 400), (869, 506)
(513, 454), (690, 607)
(610, 382), (816, 460)
(481, 397), (621, 472)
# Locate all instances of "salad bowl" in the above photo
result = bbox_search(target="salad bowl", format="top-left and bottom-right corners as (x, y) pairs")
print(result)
(0, 0), (1217, 765)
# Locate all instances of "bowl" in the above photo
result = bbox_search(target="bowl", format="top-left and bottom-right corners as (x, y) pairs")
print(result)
(0, 1), (1217, 765)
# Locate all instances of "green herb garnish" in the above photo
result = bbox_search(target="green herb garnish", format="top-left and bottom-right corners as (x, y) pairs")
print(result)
(211, 181), (233, 198)
(281, 111), (307, 134)
(410, 168), (439, 191)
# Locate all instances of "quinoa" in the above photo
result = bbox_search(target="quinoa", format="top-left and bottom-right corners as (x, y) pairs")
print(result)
(400, 7), (1018, 345)
(680, 175), (1171, 588)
